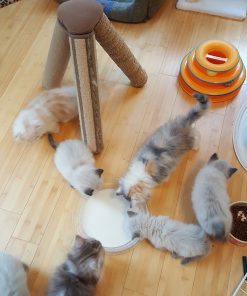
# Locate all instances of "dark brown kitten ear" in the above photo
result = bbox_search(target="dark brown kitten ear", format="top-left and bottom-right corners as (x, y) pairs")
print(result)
(127, 210), (138, 217)
(95, 169), (104, 177)
(228, 167), (238, 178)
(22, 263), (29, 273)
(209, 153), (218, 163)
(84, 188), (94, 196)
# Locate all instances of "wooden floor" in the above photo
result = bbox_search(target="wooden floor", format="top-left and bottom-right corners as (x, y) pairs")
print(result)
(0, 1), (247, 295)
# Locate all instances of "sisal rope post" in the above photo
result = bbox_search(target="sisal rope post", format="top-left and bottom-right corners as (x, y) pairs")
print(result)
(94, 14), (147, 88)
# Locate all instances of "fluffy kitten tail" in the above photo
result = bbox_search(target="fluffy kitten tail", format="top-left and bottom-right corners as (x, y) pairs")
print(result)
(48, 133), (58, 150)
(182, 93), (209, 126)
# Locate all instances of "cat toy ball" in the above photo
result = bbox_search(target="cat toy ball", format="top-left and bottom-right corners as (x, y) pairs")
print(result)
(178, 40), (246, 103)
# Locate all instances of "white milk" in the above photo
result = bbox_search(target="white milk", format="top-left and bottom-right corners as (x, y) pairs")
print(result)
(81, 189), (132, 248)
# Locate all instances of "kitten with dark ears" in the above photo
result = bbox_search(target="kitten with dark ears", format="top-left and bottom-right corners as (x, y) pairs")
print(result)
(191, 153), (237, 241)
(127, 211), (211, 264)
(48, 235), (105, 296)
(48, 134), (104, 197)
(117, 93), (209, 207)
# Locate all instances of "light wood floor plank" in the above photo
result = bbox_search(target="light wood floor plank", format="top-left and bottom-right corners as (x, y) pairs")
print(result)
(0, 209), (19, 250)
(0, 0), (246, 295)
(12, 157), (66, 244)
(6, 238), (38, 266)
(124, 242), (165, 296)
(0, 0), (55, 97)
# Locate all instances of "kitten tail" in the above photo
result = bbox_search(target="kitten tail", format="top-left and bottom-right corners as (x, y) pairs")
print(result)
(48, 133), (58, 150)
(181, 93), (209, 126)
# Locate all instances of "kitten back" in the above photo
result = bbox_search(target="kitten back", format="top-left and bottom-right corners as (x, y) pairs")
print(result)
(48, 133), (58, 149)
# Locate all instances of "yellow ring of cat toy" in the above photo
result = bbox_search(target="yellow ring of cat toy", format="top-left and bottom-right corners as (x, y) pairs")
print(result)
(195, 40), (239, 74)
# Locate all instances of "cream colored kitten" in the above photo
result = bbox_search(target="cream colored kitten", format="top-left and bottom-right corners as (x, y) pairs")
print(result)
(13, 86), (78, 142)
(48, 134), (104, 197)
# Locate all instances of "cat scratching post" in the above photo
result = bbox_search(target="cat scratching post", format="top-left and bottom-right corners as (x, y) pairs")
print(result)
(43, 0), (147, 153)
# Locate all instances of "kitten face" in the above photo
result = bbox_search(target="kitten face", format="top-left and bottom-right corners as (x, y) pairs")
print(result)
(12, 110), (44, 142)
(69, 235), (105, 282)
(116, 162), (152, 203)
(208, 153), (237, 178)
(74, 167), (103, 197)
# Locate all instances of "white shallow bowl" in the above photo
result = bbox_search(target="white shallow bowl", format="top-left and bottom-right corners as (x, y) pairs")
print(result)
(233, 102), (247, 171)
(76, 188), (147, 254)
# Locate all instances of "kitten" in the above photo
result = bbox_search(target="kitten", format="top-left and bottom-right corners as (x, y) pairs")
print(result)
(13, 86), (78, 142)
(127, 212), (211, 264)
(191, 153), (237, 241)
(48, 235), (105, 296)
(116, 93), (209, 206)
(48, 134), (104, 197)
(0, 251), (30, 296)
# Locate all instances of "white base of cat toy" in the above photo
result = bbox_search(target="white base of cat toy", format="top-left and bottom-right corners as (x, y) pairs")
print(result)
(176, 0), (247, 20)
(233, 103), (247, 172)
(76, 189), (148, 253)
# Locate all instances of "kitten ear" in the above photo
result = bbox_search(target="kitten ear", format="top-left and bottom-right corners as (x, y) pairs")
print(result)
(75, 235), (86, 247)
(95, 168), (104, 177)
(208, 153), (218, 163)
(84, 188), (94, 196)
(228, 167), (238, 178)
(116, 187), (124, 196)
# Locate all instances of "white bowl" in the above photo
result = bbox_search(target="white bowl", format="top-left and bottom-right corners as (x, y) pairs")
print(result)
(75, 188), (148, 254)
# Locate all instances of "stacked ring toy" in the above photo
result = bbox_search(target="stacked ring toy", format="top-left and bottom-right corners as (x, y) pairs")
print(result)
(178, 40), (246, 103)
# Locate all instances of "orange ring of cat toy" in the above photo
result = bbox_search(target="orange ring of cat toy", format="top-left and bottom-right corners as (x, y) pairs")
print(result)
(195, 40), (239, 72)
(188, 49), (243, 84)
(180, 55), (246, 96)
(178, 74), (241, 103)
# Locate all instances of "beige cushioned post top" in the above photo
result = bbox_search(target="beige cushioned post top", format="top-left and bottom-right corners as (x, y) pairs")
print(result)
(58, 0), (103, 35)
